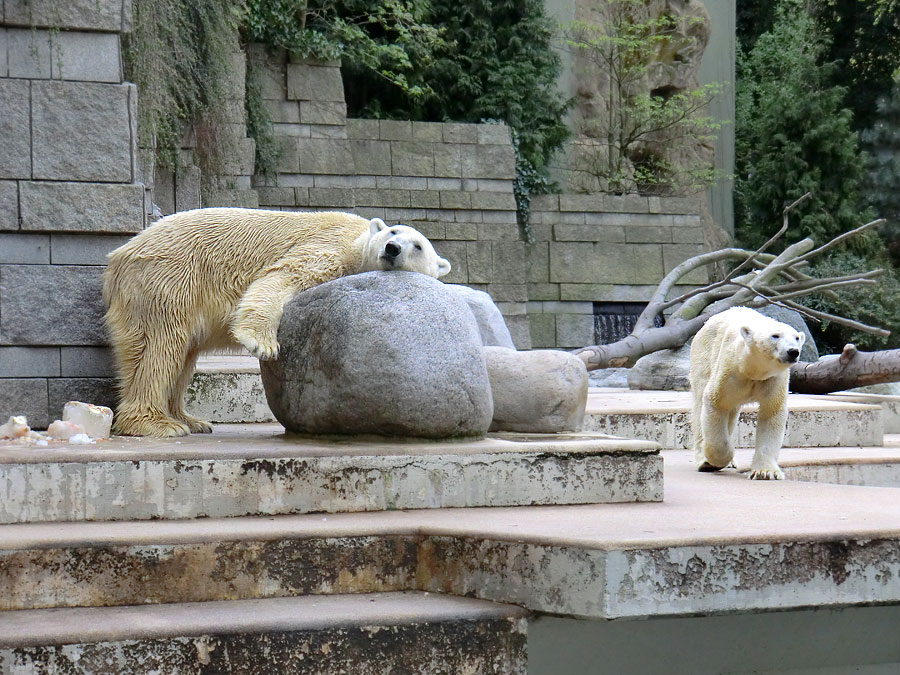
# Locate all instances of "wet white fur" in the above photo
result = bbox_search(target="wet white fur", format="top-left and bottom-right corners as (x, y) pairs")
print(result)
(102, 208), (450, 437)
(689, 307), (805, 480)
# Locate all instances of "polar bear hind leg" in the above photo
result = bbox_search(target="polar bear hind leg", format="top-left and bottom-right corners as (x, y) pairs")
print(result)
(168, 343), (214, 434)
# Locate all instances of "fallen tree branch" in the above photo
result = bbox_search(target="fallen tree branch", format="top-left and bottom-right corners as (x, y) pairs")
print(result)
(789, 345), (900, 394)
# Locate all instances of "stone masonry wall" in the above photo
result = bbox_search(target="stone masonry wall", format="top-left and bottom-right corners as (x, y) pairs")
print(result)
(527, 193), (707, 349)
(0, 0), (145, 427)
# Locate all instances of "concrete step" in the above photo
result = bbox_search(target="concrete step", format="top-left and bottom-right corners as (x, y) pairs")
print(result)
(0, 592), (528, 674)
(584, 388), (884, 449)
(0, 425), (662, 525)
(186, 355), (274, 424)
(3, 442), (900, 620)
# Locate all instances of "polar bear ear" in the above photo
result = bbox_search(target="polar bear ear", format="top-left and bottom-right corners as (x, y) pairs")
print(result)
(436, 256), (452, 278)
(369, 218), (388, 235)
(797, 331), (806, 346)
(740, 325), (754, 346)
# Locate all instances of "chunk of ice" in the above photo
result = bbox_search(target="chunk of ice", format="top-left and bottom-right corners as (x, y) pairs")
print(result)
(0, 416), (30, 439)
(62, 401), (113, 439)
(47, 420), (86, 440)
(68, 433), (95, 445)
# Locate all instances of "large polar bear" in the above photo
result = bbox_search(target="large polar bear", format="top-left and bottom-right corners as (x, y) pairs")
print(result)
(103, 208), (451, 437)
(689, 306), (805, 480)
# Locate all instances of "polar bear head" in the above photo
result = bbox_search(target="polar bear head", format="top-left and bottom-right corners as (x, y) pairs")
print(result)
(740, 317), (806, 365)
(364, 218), (451, 279)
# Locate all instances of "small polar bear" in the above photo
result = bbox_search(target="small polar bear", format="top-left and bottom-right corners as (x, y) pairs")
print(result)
(689, 306), (805, 480)
(103, 208), (451, 437)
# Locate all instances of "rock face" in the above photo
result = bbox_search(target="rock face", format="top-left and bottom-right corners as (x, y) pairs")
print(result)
(628, 343), (692, 391)
(485, 347), (588, 433)
(446, 284), (516, 348)
(260, 272), (493, 438)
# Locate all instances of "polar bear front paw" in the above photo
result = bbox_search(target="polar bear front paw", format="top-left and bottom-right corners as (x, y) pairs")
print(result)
(748, 464), (785, 480)
(234, 328), (280, 361)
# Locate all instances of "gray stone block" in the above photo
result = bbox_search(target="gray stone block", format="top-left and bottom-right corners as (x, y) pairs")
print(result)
(0, 181), (18, 231)
(298, 138), (353, 175)
(491, 243), (526, 284)
(351, 140), (392, 176)
(486, 284), (528, 302)
(265, 100), (300, 123)
(32, 81), (133, 182)
(0, 29), (7, 77)
(530, 194), (559, 210)
(626, 225), (672, 243)
(412, 122), (444, 141)
(444, 222), (478, 240)
(255, 186), (296, 207)
(51, 31), (121, 82)
(391, 141), (434, 176)
(20, 182), (144, 233)
(308, 187), (355, 208)
(50, 233), (133, 265)
(286, 63), (345, 102)
(527, 282), (560, 301)
(0, 233), (49, 263)
(477, 124), (511, 145)
(528, 313), (556, 348)
(7, 27), (51, 78)
(410, 190), (441, 209)
(432, 241), (467, 284)
(672, 225), (705, 244)
(443, 124), (477, 143)
(379, 120), (413, 141)
(466, 241), (493, 283)
(0, 80), (31, 179)
(476, 223), (520, 241)
(0, 378), (48, 429)
(276, 137), (300, 173)
(554, 224), (626, 242)
(471, 192), (516, 211)
(0, 346), (60, 377)
(433, 144), (462, 177)
(0, 265), (107, 345)
(555, 314), (595, 348)
(378, 176), (427, 190)
(481, 210), (517, 224)
(526, 242), (549, 283)
(649, 195), (700, 214)
(604, 194), (651, 213)
(461, 144), (516, 179)
(260, 272), (493, 438)
(384, 207), (426, 222)
(175, 165), (201, 212)
(440, 191), (471, 209)
(355, 189), (410, 208)
(300, 101), (347, 125)
(60, 347), (115, 377)
(4, 0), (127, 31)
(346, 118), (380, 140)
(550, 242), (624, 284)
(48, 377), (118, 419)
(309, 124), (347, 139)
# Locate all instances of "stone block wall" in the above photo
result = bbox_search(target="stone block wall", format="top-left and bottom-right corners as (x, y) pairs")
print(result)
(0, 0), (145, 426)
(527, 194), (707, 348)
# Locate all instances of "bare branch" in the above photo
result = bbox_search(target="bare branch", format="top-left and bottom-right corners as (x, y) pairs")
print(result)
(790, 219), (886, 267)
(778, 300), (891, 337)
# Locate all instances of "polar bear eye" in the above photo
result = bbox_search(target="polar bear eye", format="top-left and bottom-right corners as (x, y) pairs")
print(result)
(414, 243), (422, 251)
(771, 333), (781, 339)
(390, 229), (398, 235)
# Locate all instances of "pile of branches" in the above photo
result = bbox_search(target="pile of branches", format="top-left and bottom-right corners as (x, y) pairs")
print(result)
(573, 194), (900, 393)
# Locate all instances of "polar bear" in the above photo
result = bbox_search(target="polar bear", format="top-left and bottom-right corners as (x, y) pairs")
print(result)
(689, 306), (805, 480)
(103, 208), (451, 437)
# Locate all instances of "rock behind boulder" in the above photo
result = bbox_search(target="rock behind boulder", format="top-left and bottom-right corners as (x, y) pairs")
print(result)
(260, 272), (493, 438)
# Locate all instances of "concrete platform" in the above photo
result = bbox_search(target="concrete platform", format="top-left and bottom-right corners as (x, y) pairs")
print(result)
(0, 592), (528, 673)
(0, 426), (662, 524)
(584, 388), (883, 449)
(2, 438), (899, 618)
(187, 355), (275, 424)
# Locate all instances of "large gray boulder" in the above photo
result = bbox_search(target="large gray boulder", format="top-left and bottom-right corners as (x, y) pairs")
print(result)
(485, 346), (588, 433)
(446, 284), (516, 348)
(627, 343), (691, 391)
(260, 272), (493, 438)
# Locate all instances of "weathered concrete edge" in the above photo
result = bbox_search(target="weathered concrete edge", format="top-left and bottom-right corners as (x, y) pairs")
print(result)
(0, 591), (529, 649)
(0, 453), (663, 524)
(3, 529), (899, 620)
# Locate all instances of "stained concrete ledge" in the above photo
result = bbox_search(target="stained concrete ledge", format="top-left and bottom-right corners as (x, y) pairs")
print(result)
(0, 592), (528, 674)
(584, 389), (883, 449)
(2, 443), (899, 618)
(0, 426), (662, 524)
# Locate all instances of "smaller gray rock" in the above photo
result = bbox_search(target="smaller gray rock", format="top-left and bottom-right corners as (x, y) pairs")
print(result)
(589, 367), (630, 388)
(757, 305), (819, 362)
(260, 272), (493, 439)
(485, 347), (588, 433)
(446, 284), (515, 348)
(628, 344), (691, 391)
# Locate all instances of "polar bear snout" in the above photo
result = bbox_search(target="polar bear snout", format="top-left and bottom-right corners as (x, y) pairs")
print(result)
(383, 241), (402, 259)
(784, 347), (800, 363)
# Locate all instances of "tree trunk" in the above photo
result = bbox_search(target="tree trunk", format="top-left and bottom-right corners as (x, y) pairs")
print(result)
(789, 344), (900, 394)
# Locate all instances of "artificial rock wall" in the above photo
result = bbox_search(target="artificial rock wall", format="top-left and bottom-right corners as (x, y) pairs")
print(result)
(0, 0), (146, 427)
